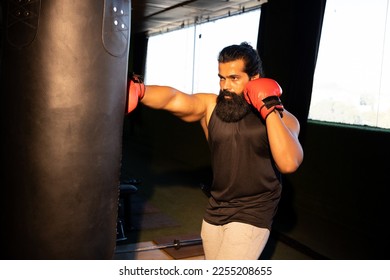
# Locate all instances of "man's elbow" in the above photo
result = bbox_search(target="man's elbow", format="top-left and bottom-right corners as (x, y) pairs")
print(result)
(277, 155), (303, 174)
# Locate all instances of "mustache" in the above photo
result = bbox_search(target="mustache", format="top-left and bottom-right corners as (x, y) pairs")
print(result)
(218, 90), (238, 99)
(218, 89), (249, 103)
(217, 90), (245, 104)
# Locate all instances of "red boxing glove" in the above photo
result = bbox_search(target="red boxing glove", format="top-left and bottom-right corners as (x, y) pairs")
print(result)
(244, 78), (284, 120)
(127, 74), (145, 113)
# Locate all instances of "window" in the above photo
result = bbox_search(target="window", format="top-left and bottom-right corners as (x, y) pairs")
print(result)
(144, 27), (195, 93)
(145, 9), (261, 94)
(310, 0), (390, 129)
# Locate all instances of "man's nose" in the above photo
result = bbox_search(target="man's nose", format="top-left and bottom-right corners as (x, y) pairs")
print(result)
(222, 79), (231, 91)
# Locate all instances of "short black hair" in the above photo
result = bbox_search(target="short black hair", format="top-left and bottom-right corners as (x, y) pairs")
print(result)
(218, 42), (264, 78)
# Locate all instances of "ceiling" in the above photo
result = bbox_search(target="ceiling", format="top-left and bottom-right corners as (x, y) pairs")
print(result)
(131, 0), (267, 36)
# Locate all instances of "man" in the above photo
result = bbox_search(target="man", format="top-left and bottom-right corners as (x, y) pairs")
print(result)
(127, 42), (304, 259)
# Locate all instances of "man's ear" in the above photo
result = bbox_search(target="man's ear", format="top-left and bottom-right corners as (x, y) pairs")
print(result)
(250, 74), (260, 80)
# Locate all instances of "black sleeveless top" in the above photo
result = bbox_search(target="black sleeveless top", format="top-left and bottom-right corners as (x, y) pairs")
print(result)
(203, 106), (282, 230)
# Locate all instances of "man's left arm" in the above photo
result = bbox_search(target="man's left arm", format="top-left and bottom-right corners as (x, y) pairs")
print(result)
(266, 110), (304, 174)
(243, 78), (303, 173)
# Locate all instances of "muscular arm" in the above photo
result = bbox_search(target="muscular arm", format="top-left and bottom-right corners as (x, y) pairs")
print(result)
(141, 85), (216, 124)
(266, 110), (304, 174)
(243, 78), (303, 173)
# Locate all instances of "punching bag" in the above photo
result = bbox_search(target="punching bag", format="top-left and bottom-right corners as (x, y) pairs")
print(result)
(1, 0), (131, 259)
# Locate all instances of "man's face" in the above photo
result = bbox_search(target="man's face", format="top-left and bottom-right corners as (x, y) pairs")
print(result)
(218, 59), (250, 95)
(216, 59), (257, 122)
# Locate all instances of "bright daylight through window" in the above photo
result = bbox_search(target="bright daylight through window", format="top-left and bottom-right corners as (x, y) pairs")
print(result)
(310, 0), (390, 129)
(145, 9), (261, 95)
(145, 1), (390, 129)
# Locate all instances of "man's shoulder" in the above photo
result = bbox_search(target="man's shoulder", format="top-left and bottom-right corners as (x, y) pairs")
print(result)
(194, 92), (218, 99)
(192, 92), (217, 107)
(192, 93), (217, 128)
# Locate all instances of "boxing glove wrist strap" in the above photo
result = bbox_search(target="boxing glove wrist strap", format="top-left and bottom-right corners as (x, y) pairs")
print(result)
(260, 96), (284, 119)
(131, 73), (145, 100)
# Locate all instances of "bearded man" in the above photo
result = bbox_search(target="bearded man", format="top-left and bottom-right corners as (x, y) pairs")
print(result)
(127, 42), (303, 260)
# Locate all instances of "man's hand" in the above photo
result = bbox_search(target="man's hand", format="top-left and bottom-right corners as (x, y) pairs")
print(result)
(127, 74), (145, 113)
(244, 78), (284, 120)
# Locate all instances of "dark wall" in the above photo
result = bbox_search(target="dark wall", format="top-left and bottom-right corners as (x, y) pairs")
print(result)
(128, 106), (211, 169)
(275, 122), (390, 259)
(129, 106), (390, 259)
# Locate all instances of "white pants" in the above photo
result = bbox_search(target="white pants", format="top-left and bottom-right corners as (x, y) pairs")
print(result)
(200, 220), (270, 260)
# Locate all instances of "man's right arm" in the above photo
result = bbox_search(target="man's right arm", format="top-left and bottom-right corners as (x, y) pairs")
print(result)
(128, 80), (213, 123)
(143, 85), (205, 121)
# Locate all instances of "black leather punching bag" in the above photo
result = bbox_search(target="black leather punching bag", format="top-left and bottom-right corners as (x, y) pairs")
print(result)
(1, 0), (131, 259)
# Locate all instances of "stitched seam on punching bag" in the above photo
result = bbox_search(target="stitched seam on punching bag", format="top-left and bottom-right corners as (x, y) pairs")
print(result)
(102, 0), (131, 57)
(6, 0), (41, 49)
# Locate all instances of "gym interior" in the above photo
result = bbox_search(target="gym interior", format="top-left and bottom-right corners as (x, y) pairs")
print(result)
(1, 0), (389, 260)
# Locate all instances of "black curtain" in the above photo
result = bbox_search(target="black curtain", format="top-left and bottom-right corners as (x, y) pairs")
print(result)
(128, 31), (148, 76)
(258, 0), (327, 139)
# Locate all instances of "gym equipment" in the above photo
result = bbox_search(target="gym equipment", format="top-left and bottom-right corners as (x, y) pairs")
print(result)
(1, 0), (131, 259)
(116, 238), (203, 253)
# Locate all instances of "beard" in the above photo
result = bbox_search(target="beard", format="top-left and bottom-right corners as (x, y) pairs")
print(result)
(215, 90), (251, 122)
